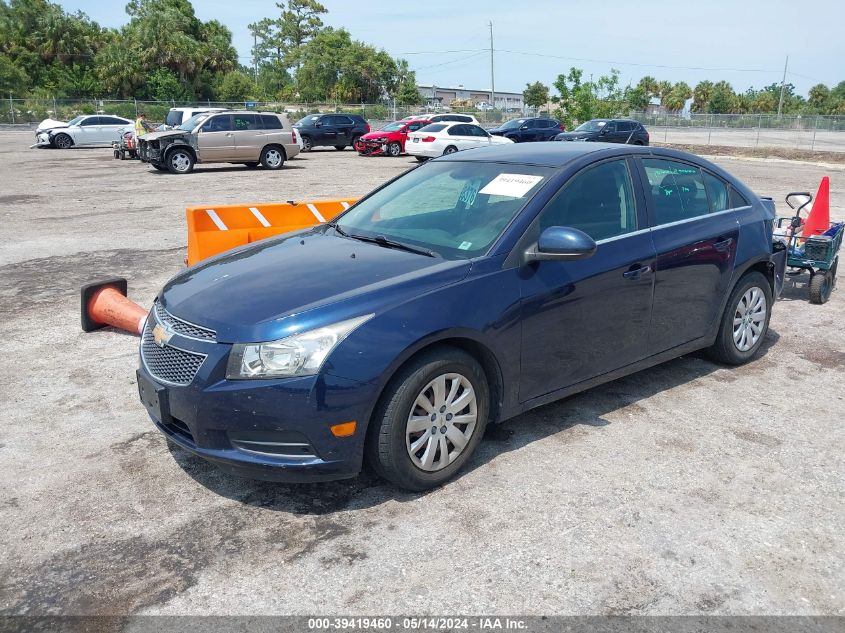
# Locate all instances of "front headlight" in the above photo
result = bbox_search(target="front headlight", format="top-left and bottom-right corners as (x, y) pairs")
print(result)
(225, 314), (373, 379)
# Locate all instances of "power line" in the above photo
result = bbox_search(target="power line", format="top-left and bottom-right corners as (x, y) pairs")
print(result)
(411, 50), (486, 72)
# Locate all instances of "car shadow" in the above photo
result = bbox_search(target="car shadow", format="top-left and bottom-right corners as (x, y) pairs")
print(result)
(169, 328), (780, 515)
(144, 164), (305, 175)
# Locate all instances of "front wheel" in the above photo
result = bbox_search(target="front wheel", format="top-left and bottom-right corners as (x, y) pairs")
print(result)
(166, 148), (195, 174)
(366, 347), (489, 491)
(53, 133), (73, 149)
(706, 271), (772, 365)
(260, 146), (285, 170)
(388, 142), (402, 157)
(334, 145), (347, 151)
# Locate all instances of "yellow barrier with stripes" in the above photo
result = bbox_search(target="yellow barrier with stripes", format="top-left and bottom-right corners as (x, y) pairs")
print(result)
(185, 198), (358, 266)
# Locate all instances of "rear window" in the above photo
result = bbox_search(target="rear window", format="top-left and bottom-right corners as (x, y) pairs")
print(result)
(417, 124), (448, 133)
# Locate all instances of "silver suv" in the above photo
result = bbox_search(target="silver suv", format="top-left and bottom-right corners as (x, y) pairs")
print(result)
(138, 111), (300, 174)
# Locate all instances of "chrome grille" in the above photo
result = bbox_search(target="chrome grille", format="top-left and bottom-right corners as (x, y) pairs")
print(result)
(153, 300), (216, 341)
(141, 321), (206, 385)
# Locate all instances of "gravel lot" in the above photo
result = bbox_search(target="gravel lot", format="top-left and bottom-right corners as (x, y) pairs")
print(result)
(0, 129), (843, 616)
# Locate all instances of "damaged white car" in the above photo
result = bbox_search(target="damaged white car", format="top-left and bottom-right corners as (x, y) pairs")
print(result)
(32, 114), (133, 149)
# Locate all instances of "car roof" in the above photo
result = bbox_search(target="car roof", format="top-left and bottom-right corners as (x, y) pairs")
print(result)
(436, 142), (667, 167)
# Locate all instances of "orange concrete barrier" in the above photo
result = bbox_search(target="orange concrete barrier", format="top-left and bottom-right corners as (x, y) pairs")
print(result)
(186, 198), (358, 266)
(81, 277), (148, 334)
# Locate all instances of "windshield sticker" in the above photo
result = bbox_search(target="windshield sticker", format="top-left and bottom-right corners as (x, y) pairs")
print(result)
(458, 179), (482, 206)
(479, 173), (544, 198)
(458, 241), (473, 250)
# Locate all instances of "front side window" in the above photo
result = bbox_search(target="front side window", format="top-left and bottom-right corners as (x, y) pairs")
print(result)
(538, 159), (638, 241)
(467, 125), (488, 137)
(336, 161), (553, 259)
(448, 125), (467, 136)
(79, 117), (100, 126)
(643, 158), (710, 225)
(500, 119), (526, 130)
(202, 115), (233, 133)
(407, 122), (427, 132)
(574, 120), (607, 133)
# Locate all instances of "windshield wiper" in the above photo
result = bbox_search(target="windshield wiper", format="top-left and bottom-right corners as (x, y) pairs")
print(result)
(339, 230), (437, 258)
(326, 221), (348, 236)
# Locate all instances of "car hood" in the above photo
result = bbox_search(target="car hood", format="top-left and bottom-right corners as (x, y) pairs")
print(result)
(36, 118), (67, 132)
(159, 228), (472, 343)
(360, 131), (400, 141)
(140, 130), (189, 141)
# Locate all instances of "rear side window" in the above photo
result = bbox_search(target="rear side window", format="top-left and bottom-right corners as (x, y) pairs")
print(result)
(234, 114), (259, 130)
(729, 187), (750, 208)
(261, 115), (283, 129)
(100, 116), (125, 125)
(618, 121), (634, 132)
(643, 158), (710, 225)
(165, 110), (182, 127)
(539, 159), (638, 241)
(703, 171), (729, 212)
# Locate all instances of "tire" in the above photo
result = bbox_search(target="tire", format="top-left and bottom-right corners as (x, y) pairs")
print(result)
(366, 347), (490, 491)
(151, 164), (167, 171)
(706, 271), (772, 365)
(334, 145), (347, 151)
(165, 148), (195, 174)
(809, 270), (833, 304)
(351, 135), (362, 150)
(414, 156), (428, 162)
(301, 135), (312, 152)
(113, 150), (120, 159)
(633, 140), (645, 146)
(387, 142), (402, 157)
(260, 145), (285, 170)
(443, 145), (458, 155)
(53, 133), (73, 149)
(245, 162), (260, 169)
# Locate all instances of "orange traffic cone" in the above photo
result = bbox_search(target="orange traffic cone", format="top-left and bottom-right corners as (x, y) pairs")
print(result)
(802, 176), (830, 237)
(81, 278), (148, 335)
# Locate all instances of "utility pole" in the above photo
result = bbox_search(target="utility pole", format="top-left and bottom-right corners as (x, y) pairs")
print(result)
(489, 21), (495, 110)
(777, 55), (788, 117)
(253, 32), (259, 84)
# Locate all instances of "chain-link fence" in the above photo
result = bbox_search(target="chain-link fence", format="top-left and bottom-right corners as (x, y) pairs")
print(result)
(628, 111), (845, 153)
(0, 97), (514, 127)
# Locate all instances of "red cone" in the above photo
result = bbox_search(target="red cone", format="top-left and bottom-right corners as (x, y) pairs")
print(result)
(803, 176), (830, 237)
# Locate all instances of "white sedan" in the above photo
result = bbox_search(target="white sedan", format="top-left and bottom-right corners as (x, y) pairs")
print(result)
(406, 122), (513, 160)
(32, 114), (134, 149)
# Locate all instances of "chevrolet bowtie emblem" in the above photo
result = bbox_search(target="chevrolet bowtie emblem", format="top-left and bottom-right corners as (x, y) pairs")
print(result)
(152, 323), (174, 348)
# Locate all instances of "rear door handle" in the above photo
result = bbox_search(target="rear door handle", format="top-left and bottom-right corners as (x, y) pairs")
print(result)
(623, 265), (652, 279)
(714, 237), (734, 251)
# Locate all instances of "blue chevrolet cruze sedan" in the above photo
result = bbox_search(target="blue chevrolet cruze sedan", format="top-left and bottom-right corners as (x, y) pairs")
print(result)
(138, 143), (784, 490)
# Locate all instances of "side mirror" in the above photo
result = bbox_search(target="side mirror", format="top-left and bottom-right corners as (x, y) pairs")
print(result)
(524, 226), (597, 263)
(599, 127), (609, 135)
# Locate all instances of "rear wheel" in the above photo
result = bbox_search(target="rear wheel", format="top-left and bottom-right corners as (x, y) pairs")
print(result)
(166, 148), (194, 174)
(443, 145), (458, 155)
(809, 269), (834, 304)
(366, 347), (489, 491)
(334, 145), (347, 151)
(301, 135), (312, 152)
(245, 162), (259, 169)
(706, 271), (772, 365)
(414, 156), (428, 162)
(53, 133), (73, 149)
(388, 141), (402, 157)
(260, 145), (285, 170)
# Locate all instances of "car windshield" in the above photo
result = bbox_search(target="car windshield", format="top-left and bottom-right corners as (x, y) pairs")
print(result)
(66, 116), (84, 126)
(178, 113), (209, 131)
(574, 120), (607, 132)
(500, 119), (527, 130)
(336, 161), (554, 259)
(381, 122), (405, 132)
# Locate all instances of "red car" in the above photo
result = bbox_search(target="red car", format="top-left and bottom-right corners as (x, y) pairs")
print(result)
(355, 119), (432, 157)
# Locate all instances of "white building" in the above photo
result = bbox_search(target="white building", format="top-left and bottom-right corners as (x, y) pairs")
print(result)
(417, 84), (524, 112)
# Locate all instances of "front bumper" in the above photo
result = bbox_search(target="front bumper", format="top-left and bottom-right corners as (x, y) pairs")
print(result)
(136, 318), (374, 482)
(30, 132), (52, 148)
(357, 140), (388, 156)
(137, 140), (161, 163)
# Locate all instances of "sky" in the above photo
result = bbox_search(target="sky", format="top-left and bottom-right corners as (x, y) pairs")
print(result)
(57, 0), (844, 97)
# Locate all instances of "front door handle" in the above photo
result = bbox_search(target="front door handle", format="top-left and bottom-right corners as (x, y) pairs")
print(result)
(623, 265), (652, 279)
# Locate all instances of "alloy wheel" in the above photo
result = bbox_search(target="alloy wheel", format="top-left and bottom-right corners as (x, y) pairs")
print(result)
(405, 373), (477, 472)
(264, 149), (283, 167)
(732, 286), (767, 351)
(170, 152), (191, 173)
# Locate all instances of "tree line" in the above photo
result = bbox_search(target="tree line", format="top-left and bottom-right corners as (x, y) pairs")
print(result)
(0, 0), (424, 104)
(524, 71), (845, 129)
